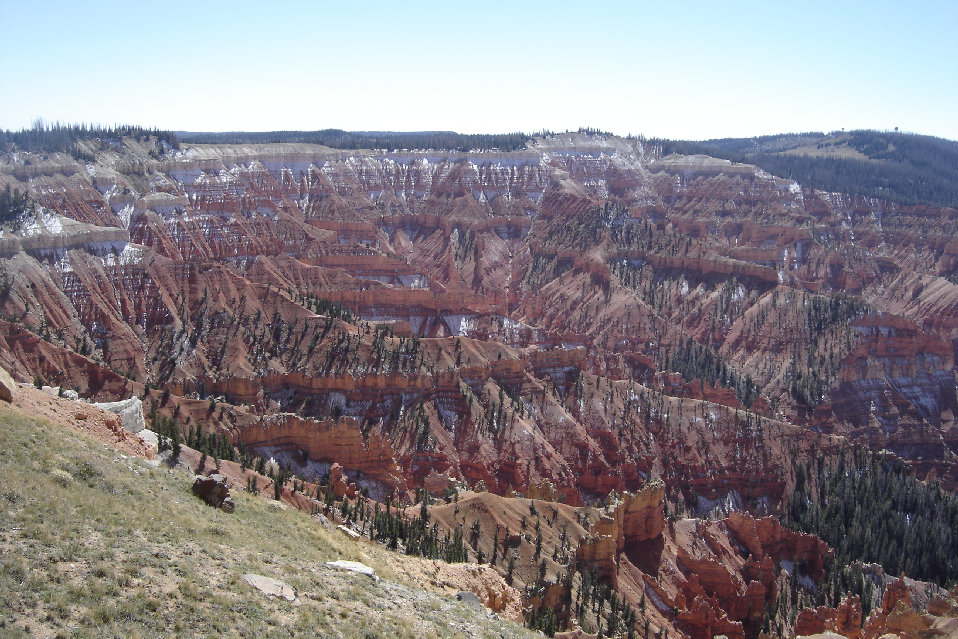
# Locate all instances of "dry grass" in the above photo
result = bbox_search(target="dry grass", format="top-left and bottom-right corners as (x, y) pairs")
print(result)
(779, 143), (870, 160)
(0, 403), (537, 638)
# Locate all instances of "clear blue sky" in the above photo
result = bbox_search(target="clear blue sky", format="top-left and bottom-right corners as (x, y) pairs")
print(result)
(2, 0), (956, 140)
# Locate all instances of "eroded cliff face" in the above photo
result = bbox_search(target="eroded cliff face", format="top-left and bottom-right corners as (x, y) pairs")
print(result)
(513, 481), (832, 639)
(234, 413), (406, 491)
(794, 577), (958, 639)
(4, 131), (958, 637)
(4, 132), (956, 499)
(812, 314), (958, 487)
(575, 480), (667, 586)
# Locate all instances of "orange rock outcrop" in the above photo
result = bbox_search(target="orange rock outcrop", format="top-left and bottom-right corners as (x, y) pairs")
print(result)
(235, 414), (405, 491)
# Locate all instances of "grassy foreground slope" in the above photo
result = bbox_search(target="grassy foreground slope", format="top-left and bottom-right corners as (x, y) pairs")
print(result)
(0, 403), (535, 639)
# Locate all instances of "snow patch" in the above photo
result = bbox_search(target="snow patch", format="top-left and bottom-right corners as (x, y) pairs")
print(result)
(444, 314), (477, 336)
(779, 560), (817, 592)
(501, 316), (534, 344)
(20, 208), (63, 236)
(258, 446), (332, 481)
(436, 400), (458, 433)
(397, 274), (428, 289)
(696, 490), (744, 518)
(788, 181), (804, 199)
(100, 243), (144, 267)
(116, 204), (134, 229)
(645, 583), (672, 615)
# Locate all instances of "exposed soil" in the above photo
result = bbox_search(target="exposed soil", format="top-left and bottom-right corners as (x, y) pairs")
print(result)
(11, 385), (155, 459)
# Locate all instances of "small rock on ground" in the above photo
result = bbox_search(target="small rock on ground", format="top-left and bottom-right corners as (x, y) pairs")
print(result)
(243, 573), (297, 602)
(327, 560), (377, 580)
(456, 590), (483, 609)
(337, 524), (361, 538)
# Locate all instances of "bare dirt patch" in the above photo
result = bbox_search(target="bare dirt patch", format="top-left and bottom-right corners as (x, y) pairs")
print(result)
(11, 385), (155, 459)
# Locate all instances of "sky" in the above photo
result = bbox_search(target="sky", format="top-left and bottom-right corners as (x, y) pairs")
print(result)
(2, 0), (956, 141)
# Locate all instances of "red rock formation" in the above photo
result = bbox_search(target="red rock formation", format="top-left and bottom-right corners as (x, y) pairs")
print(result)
(566, 483), (835, 639)
(724, 511), (832, 581)
(788, 577), (958, 639)
(235, 414), (405, 491)
(861, 578), (915, 639)
(795, 595), (863, 638)
(328, 463), (357, 499)
(424, 469), (458, 497)
(4, 138), (859, 510)
(575, 511), (621, 585)
(7, 132), (958, 638)
(675, 593), (745, 639)
(675, 554), (765, 630)
(0, 320), (134, 400)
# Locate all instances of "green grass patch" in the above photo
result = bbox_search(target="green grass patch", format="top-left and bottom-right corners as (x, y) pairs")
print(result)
(0, 404), (534, 638)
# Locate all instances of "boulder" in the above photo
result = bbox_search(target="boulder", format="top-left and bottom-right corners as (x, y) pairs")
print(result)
(327, 560), (377, 580)
(191, 473), (235, 512)
(243, 573), (297, 602)
(137, 429), (159, 451)
(0, 367), (16, 402)
(93, 397), (146, 433)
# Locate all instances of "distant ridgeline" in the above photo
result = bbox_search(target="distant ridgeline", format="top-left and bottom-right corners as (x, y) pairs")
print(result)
(177, 129), (533, 152)
(0, 122), (180, 159)
(0, 124), (531, 155)
(653, 130), (958, 209)
(6, 124), (957, 208)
